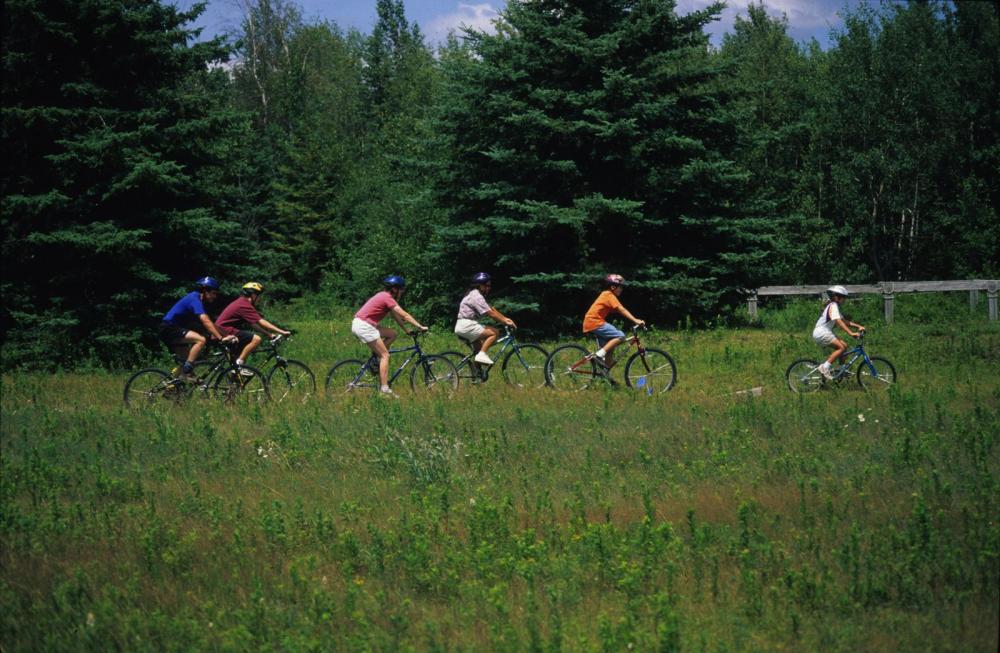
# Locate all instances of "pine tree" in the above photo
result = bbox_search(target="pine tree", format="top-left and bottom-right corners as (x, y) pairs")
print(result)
(1, 0), (249, 367)
(430, 0), (761, 328)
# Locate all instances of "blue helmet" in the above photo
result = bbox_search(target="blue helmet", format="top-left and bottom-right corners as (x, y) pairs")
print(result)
(382, 275), (406, 288)
(196, 276), (220, 290)
(471, 272), (492, 285)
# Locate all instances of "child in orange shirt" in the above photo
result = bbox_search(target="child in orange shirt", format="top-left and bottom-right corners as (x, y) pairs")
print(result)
(583, 274), (645, 366)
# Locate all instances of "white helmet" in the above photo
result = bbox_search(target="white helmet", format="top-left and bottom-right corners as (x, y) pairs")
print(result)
(827, 285), (849, 298)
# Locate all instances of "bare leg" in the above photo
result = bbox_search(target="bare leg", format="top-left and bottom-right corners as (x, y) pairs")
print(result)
(826, 338), (847, 366)
(479, 326), (499, 354)
(366, 338), (392, 388)
(184, 332), (207, 364)
(238, 334), (262, 362)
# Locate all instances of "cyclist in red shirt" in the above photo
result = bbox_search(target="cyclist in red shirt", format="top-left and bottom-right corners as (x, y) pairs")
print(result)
(216, 282), (291, 368)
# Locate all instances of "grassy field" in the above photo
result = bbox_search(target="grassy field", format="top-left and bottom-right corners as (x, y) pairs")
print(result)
(2, 296), (998, 651)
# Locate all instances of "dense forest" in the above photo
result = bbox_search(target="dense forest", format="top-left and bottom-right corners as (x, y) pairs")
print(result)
(2, 0), (998, 368)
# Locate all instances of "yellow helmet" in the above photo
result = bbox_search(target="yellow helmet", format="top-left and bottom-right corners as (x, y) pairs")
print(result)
(242, 281), (264, 295)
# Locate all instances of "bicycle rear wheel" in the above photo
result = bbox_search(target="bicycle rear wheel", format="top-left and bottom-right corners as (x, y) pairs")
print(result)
(438, 350), (483, 384)
(856, 356), (896, 391)
(124, 368), (186, 406)
(502, 344), (548, 388)
(624, 348), (676, 394)
(211, 364), (270, 405)
(325, 359), (375, 394)
(785, 359), (824, 393)
(410, 355), (459, 393)
(267, 359), (316, 404)
(545, 344), (597, 390)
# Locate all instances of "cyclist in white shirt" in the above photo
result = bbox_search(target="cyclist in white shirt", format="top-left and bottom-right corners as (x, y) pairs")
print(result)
(454, 272), (516, 366)
(813, 285), (865, 379)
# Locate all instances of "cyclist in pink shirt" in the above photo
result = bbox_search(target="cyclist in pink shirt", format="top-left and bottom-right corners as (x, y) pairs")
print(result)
(351, 275), (428, 395)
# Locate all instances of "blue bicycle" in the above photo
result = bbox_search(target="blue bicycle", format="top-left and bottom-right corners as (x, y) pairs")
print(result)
(324, 331), (459, 395)
(437, 326), (549, 389)
(786, 331), (896, 393)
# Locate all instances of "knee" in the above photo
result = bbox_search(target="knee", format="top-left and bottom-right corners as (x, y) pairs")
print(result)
(251, 335), (262, 345)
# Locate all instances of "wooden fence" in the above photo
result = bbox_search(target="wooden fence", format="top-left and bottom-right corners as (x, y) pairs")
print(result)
(747, 280), (999, 323)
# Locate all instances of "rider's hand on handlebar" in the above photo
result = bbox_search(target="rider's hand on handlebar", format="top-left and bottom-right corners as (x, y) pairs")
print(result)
(506, 319), (517, 328)
(418, 325), (429, 333)
(221, 335), (238, 344)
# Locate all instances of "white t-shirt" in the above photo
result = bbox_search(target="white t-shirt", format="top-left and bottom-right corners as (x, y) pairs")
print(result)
(814, 301), (843, 333)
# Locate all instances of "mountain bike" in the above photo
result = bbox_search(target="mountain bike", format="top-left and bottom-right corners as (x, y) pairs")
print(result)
(437, 326), (548, 388)
(544, 325), (677, 394)
(253, 333), (316, 404)
(785, 331), (896, 393)
(325, 330), (459, 395)
(124, 340), (270, 406)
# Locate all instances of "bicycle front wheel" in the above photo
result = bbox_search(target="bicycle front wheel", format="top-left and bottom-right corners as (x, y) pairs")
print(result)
(267, 359), (316, 404)
(212, 364), (270, 405)
(124, 368), (185, 406)
(545, 344), (596, 390)
(624, 348), (676, 394)
(325, 359), (374, 394)
(856, 356), (896, 391)
(502, 344), (548, 388)
(410, 355), (459, 393)
(786, 359), (824, 393)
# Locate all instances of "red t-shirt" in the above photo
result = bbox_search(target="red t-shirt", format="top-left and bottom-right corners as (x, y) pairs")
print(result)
(216, 296), (263, 336)
(355, 291), (398, 325)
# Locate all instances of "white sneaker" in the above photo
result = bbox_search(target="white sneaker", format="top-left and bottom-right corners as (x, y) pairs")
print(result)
(594, 349), (606, 360)
(818, 364), (833, 380)
(379, 387), (399, 398)
(474, 352), (494, 365)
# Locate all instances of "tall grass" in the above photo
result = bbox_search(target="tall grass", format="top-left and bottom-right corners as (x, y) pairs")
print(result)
(2, 295), (998, 651)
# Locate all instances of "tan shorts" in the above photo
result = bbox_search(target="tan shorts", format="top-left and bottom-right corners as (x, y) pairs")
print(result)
(352, 317), (381, 344)
(454, 318), (486, 342)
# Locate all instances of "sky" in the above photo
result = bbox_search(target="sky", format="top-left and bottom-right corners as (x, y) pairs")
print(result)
(175, 0), (858, 49)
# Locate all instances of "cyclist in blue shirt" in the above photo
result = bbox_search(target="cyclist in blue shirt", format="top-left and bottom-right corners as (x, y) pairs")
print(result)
(159, 277), (234, 377)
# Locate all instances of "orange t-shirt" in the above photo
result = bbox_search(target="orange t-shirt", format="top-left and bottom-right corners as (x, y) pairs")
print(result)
(583, 291), (623, 332)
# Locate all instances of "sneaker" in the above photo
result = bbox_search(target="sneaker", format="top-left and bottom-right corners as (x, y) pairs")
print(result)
(818, 364), (834, 380)
(379, 387), (399, 398)
(236, 365), (255, 377)
(474, 351), (494, 366)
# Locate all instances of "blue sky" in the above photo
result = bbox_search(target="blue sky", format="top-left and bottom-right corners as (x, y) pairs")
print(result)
(175, 0), (858, 48)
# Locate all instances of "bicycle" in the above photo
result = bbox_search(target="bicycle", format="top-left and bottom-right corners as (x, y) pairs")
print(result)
(785, 331), (896, 393)
(253, 333), (316, 404)
(544, 325), (677, 393)
(437, 326), (549, 388)
(324, 330), (459, 395)
(123, 340), (270, 406)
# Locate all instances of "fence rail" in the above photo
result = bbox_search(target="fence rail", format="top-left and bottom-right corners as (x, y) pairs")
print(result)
(747, 280), (999, 323)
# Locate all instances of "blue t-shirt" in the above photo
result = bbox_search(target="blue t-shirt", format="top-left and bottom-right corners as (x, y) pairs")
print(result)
(163, 292), (206, 328)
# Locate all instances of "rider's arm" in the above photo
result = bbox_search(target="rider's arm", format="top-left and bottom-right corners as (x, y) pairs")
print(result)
(391, 305), (428, 331)
(200, 313), (228, 340)
(257, 318), (291, 336)
(617, 306), (645, 327)
(835, 318), (861, 337)
(486, 307), (515, 327)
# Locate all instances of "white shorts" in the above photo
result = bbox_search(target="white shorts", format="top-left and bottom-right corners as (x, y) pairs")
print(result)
(812, 328), (838, 346)
(454, 318), (486, 342)
(352, 317), (381, 344)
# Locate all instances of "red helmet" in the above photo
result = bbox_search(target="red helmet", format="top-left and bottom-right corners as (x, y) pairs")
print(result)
(604, 273), (627, 287)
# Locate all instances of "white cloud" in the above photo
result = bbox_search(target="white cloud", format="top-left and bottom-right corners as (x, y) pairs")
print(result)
(424, 3), (501, 43)
(676, 0), (844, 45)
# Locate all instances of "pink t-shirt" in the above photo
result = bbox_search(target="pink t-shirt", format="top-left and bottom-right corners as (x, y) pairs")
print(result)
(355, 291), (398, 325)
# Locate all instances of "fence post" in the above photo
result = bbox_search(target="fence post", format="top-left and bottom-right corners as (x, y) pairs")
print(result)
(970, 289), (979, 310)
(748, 292), (758, 318)
(882, 282), (895, 324)
(988, 282), (998, 322)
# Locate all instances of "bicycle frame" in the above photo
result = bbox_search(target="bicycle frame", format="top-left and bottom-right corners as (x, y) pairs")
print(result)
(359, 332), (431, 386)
(829, 333), (877, 380)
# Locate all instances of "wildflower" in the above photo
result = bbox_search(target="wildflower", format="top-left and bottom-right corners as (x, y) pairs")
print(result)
(857, 414), (866, 423)
(469, 498), (476, 506)
(86, 612), (95, 628)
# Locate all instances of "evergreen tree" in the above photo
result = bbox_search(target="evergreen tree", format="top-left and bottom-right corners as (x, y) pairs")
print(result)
(430, 0), (762, 328)
(1, 0), (248, 367)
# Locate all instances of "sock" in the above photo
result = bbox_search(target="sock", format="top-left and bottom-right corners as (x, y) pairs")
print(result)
(595, 349), (606, 359)
(236, 358), (244, 366)
(380, 385), (391, 392)
(820, 361), (831, 370)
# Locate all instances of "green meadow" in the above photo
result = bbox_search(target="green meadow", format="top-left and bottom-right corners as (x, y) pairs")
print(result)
(2, 296), (998, 652)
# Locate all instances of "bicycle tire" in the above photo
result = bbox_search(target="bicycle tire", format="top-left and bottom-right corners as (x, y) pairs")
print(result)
(501, 343), (548, 389)
(266, 359), (316, 404)
(624, 347), (676, 394)
(211, 364), (270, 405)
(123, 368), (185, 406)
(545, 344), (598, 390)
(856, 356), (896, 391)
(409, 354), (460, 392)
(325, 358), (375, 394)
(785, 359), (824, 393)
(438, 350), (483, 384)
